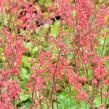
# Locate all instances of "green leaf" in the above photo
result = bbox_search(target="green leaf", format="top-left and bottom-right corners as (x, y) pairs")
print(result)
(20, 91), (31, 102)
(20, 68), (29, 80)
(50, 21), (60, 37)
(32, 47), (38, 57)
(22, 56), (31, 68)
(98, 0), (103, 3)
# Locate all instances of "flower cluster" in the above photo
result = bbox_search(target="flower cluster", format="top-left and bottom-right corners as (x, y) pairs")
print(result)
(0, 0), (109, 109)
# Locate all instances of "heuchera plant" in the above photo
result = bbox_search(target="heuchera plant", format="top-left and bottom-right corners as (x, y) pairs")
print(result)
(0, 0), (109, 109)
